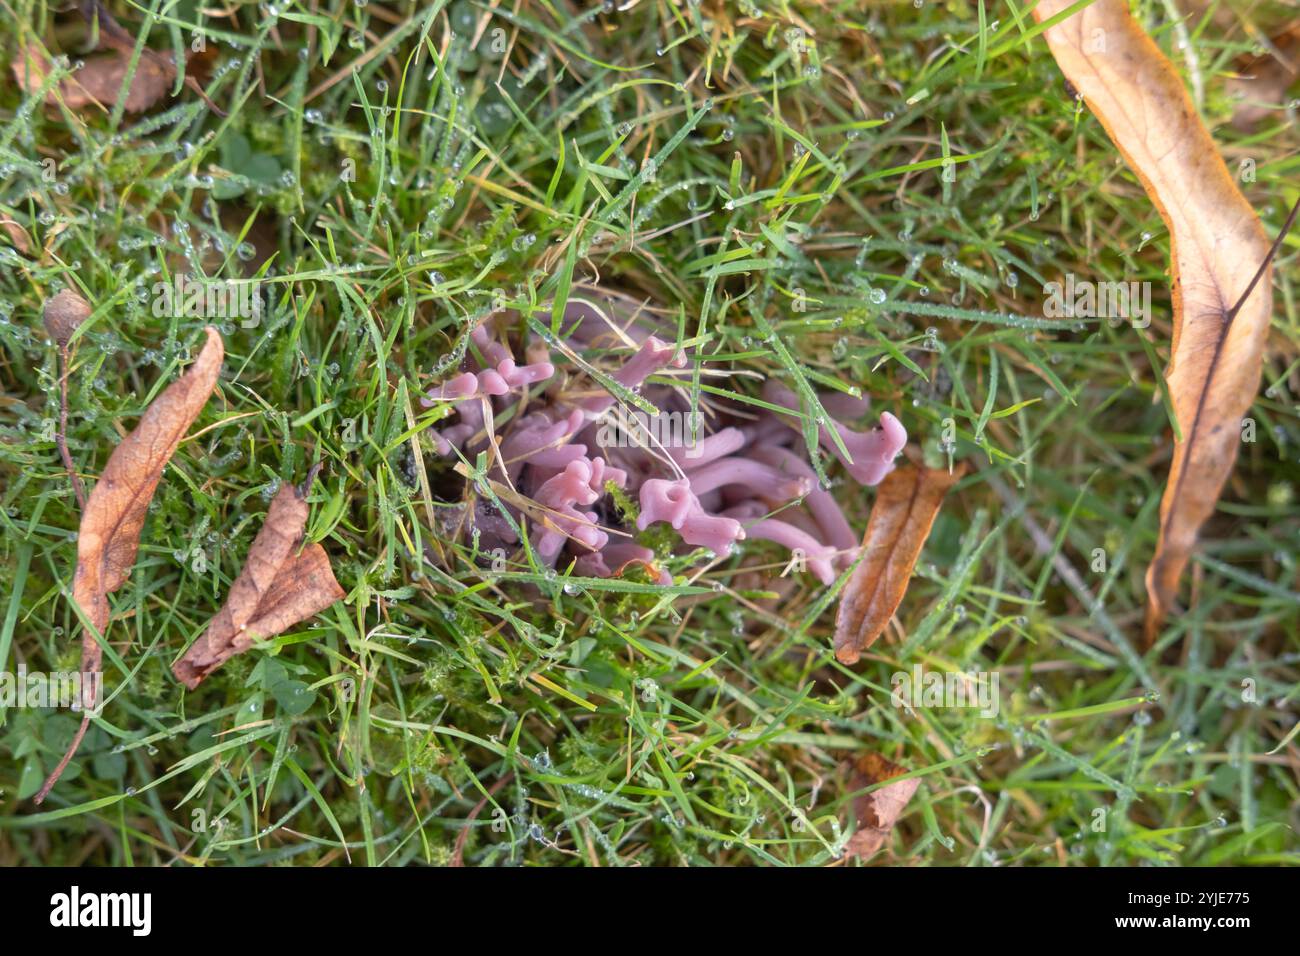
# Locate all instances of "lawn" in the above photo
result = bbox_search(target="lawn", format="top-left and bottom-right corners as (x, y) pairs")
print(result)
(1, 0), (1297, 866)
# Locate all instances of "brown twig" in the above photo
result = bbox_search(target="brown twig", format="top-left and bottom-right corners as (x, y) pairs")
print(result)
(57, 342), (87, 510)
(34, 714), (90, 805)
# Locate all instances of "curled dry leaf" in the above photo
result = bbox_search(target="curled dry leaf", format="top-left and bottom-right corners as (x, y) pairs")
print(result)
(35, 328), (224, 804)
(172, 482), (344, 690)
(1032, 0), (1278, 644)
(834, 462), (966, 664)
(12, 42), (175, 114)
(845, 752), (920, 861)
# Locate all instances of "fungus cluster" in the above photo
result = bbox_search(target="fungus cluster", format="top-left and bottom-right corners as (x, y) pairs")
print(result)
(423, 294), (907, 586)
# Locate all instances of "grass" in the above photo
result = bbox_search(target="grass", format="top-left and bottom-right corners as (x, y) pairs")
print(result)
(1, 0), (1298, 866)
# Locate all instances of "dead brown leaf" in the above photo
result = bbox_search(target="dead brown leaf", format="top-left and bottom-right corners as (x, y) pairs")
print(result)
(844, 752), (920, 861)
(12, 42), (175, 114)
(1227, 25), (1300, 131)
(35, 327), (224, 803)
(12, 2), (224, 119)
(1032, 0), (1279, 644)
(1, 215), (32, 257)
(172, 482), (344, 690)
(834, 462), (966, 664)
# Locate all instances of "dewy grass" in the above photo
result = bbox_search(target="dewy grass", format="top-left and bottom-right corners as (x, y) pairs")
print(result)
(0, 0), (1297, 866)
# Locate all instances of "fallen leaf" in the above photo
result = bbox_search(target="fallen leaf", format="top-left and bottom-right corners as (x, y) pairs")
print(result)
(1, 215), (32, 256)
(1031, 0), (1280, 644)
(845, 752), (920, 861)
(172, 482), (344, 690)
(12, 42), (175, 114)
(1227, 24), (1300, 131)
(35, 327), (224, 803)
(834, 463), (966, 664)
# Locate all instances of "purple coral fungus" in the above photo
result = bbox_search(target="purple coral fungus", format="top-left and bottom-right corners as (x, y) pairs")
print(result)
(422, 295), (907, 587)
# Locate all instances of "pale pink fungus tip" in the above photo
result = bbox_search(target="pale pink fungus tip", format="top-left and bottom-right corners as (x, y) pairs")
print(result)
(637, 478), (745, 557)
